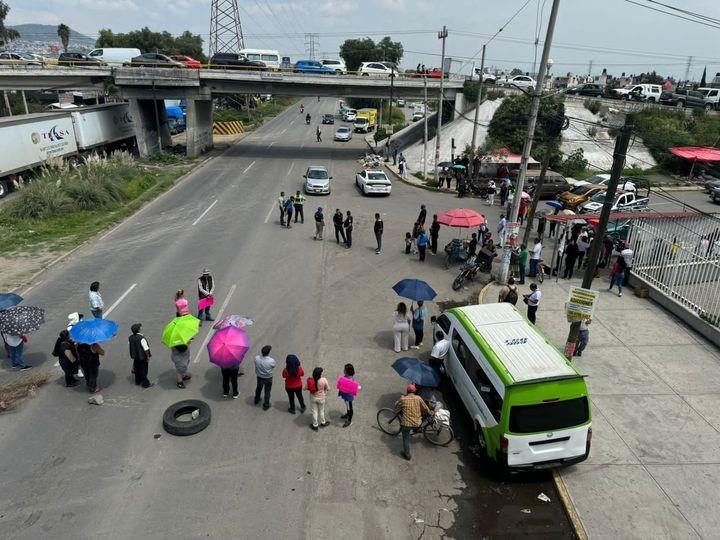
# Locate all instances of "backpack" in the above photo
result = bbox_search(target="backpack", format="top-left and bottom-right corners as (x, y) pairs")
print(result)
(306, 376), (317, 394)
(504, 287), (518, 305)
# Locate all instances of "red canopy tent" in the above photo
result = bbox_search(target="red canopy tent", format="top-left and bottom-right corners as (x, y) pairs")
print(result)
(668, 146), (720, 178)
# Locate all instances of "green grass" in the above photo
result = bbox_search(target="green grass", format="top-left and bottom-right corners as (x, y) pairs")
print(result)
(214, 97), (296, 127)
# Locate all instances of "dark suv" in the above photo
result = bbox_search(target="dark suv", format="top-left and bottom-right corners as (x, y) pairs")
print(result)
(209, 53), (265, 70)
(660, 88), (708, 109)
(58, 52), (106, 67)
(511, 169), (571, 199)
(566, 83), (603, 97)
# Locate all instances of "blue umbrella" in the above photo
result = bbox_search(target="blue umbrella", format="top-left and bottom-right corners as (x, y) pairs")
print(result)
(0, 293), (23, 311)
(546, 200), (564, 210)
(69, 319), (118, 344)
(392, 279), (437, 301)
(392, 357), (441, 388)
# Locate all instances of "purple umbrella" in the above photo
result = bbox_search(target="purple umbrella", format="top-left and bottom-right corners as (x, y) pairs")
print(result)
(207, 326), (250, 368)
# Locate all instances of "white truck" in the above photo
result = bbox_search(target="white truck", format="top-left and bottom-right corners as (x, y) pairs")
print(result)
(579, 190), (649, 214)
(698, 88), (720, 111)
(71, 103), (136, 150)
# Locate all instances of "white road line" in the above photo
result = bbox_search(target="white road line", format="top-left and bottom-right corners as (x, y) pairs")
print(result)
(267, 141), (275, 149)
(192, 283), (237, 364)
(192, 199), (218, 226)
(286, 161), (295, 176)
(264, 202), (276, 224)
(105, 283), (138, 317)
(21, 280), (42, 296)
(279, 128), (288, 135)
(243, 161), (256, 174)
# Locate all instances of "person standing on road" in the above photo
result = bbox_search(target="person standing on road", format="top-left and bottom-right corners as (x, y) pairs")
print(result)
(170, 344), (191, 389)
(6, 333), (29, 370)
(429, 331), (450, 372)
(498, 277), (519, 305)
(55, 330), (79, 386)
(254, 345), (276, 411)
(529, 238), (543, 277)
(577, 234), (591, 269)
(563, 239), (579, 279)
(175, 289), (189, 317)
(575, 319), (591, 357)
(339, 363), (358, 428)
(314, 207), (325, 240)
(518, 197), (527, 225)
(519, 244), (528, 284)
(284, 196), (295, 229)
(316, 126), (322, 143)
(497, 216), (507, 245)
(197, 269), (215, 322)
(77, 342), (104, 393)
(344, 210), (354, 248)
(417, 204), (427, 226)
(523, 283), (541, 324)
(306, 367), (330, 431)
(293, 190), (306, 224)
(89, 282), (104, 319)
(282, 354), (306, 414)
(374, 213), (384, 254)
(278, 191), (286, 226)
(393, 302), (411, 353)
(608, 256), (627, 297)
(395, 384), (432, 461)
(487, 179), (496, 206)
(620, 243), (634, 285)
(333, 209), (346, 245)
(391, 142), (399, 165)
(499, 182), (509, 208)
(128, 323), (153, 388)
(417, 228), (429, 262)
(429, 215), (440, 255)
(410, 301), (428, 349)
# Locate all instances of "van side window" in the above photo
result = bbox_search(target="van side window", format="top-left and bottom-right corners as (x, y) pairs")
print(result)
(436, 314), (451, 334)
(451, 329), (469, 369)
(451, 330), (503, 421)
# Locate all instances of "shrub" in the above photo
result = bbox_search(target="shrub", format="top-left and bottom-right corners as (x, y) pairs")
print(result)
(486, 89), (505, 101)
(8, 180), (69, 219)
(148, 150), (180, 164)
(374, 128), (388, 142)
(63, 179), (116, 210)
(587, 126), (598, 138)
(559, 148), (589, 178)
(584, 99), (601, 115)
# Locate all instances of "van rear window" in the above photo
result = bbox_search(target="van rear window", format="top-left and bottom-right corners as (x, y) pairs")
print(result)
(509, 397), (589, 433)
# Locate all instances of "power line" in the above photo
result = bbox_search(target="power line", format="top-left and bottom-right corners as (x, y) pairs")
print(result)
(624, 0), (720, 30)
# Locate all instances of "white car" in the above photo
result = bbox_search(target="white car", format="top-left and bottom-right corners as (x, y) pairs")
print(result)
(397, 99), (405, 107)
(412, 110), (424, 122)
(358, 62), (394, 76)
(321, 59), (346, 73)
(334, 126), (352, 142)
(586, 173), (636, 192)
(499, 75), (536, 89)
(356, 169), (392, 195)
(474, 68), (496, 84)
(343, 109), (357, 121)
(304, 166), (332, 195)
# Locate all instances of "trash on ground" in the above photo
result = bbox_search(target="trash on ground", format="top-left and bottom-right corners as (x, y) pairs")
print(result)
(154, 433), (162, 439)
(88, 394), (104, 405)
(537, 492), (551, 503)
(520, 508), (532, 514)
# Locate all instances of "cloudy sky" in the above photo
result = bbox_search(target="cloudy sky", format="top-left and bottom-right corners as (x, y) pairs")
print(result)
(7, 0), (720, 79)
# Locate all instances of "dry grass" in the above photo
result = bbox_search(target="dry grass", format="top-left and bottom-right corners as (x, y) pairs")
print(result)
(0, 372), (49, 411)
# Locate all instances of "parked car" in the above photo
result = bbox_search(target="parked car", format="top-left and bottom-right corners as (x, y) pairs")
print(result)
(426, 68), (444, 79)
(612, 83), (662, 102)
(358, 62), (394, 76)
(209, 52), (265, 70)
(303, 165), (332, 195)
(396, 98), (405, 107)
(87, 48), (140, 66)
(659, 88), (709, 109)
(698, 87), (720, 111)
(474, 68), (496, 83)
(334, 126), (352, 141)
(580, 190), (649, 213)
(57, 52), (106, 67)
(412, 110), (424, 122)
(565, 83), (604, 97)
(356, 169), (392, 195)
(705, 180), (720, 194)
(19, 52), (46, 62)
(498, 75), (537, 89)
(293, 60), (334, 74)
(170, 55), (202, 69)
(129, 53), (184, 68)
(320, 58), (346, 73)
(322, 113), (335, 125)
(510, 169), (570, 199)
(585, 173), (636, 192)
(168, 116), (186, 134)
(709, 183), (720, 204)
(557, 184), (605, 210)
(0, 51), (41, 66)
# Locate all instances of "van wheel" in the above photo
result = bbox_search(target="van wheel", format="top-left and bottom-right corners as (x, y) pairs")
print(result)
(475, 423), (493, 469)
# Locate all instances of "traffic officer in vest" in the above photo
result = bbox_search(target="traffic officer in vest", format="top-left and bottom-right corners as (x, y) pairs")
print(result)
(197, 268), (215, 322)
(294, 190), (306, 224)
(128, 323), (153, 388)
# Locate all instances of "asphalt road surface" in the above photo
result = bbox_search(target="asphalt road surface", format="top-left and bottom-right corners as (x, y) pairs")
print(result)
(0, 98), (572, 539)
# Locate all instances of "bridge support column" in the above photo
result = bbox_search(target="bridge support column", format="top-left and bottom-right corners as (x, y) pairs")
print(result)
(128, 98), (171, 157)
(452, 93), (467, 120)
(186, 98), (214, 157)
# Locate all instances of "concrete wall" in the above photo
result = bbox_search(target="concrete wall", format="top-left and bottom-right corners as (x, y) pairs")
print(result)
(128, 98), (171, 157)
(185, 98), (213, 157)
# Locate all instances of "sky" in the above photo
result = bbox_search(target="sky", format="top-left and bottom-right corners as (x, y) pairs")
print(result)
(7, 0), (720, 80)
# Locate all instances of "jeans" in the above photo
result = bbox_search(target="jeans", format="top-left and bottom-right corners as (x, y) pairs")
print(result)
(564, 257), (577, 279)
(527, 305), (538, 324)
(294, 205), (304, 223)
(414, 327), (424, 346)
(401, 426), (413, 458)
(133, 359), (150, 386)
(81, 358), (100, 392)
(519, 264), (526, 284)
(529, 258), (539, 277)
(197, 307), (212, 320)
(314, 222), (324, 239)
(576, 329), (590, 355)
(286, 388), (305, 411)
(222, 366), (239, 396)
(375, 232), (382, 252)
(9, 343), (25, 368)
(279, 207), (285, 226)
(254, 376), (272, 407)
(335, 226), (346, 244)
(609, 273), (624, 294)
(310, 395), (326, 427)
(345, 228), (353, 247)
(418, 244), (426, 261)
(285, 210), (293, 226)
(91, 308), (103, 319)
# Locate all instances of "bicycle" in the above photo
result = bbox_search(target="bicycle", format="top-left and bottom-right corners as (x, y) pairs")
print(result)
(376, 407), (454, 446)
(537, 258), (545, 283)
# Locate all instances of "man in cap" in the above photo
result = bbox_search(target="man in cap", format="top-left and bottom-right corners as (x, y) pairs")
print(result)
(128, 323), (153, 388)
(197, 268), (215, 322)
(314, 207), (325, 240)
(395, 384), (432, 460)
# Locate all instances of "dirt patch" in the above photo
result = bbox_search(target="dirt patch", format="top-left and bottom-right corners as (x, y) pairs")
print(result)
(0, 249), (58, 291)
(0, 372), (49, 411)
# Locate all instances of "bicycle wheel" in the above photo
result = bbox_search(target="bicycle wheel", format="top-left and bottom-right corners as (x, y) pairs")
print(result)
(423, 421), (454, 446)
(377, 408), (402, 436)
(537, 267), (545, 284)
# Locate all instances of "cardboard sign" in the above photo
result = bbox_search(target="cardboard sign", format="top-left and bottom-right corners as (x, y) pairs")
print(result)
(565, 287), (598, 322)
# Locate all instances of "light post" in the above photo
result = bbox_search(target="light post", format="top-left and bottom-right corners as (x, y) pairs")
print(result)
(433, 25), (448, 185)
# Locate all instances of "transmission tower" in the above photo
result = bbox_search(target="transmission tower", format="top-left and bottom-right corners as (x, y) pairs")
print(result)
(209, 0), (244, 56)
(304, 33), (319, 60)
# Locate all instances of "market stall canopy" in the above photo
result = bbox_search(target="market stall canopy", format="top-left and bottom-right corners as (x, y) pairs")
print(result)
(482, 147), (539, 165)
(668, 146), (720, 162)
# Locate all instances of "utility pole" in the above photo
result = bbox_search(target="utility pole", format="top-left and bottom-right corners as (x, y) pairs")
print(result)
(21, 91), (29, 115)
(209, 0), (244, 56)
(587, 59), (593, 78)
(385, 64), (396, 160)
(305, 33), (319, 60)
(522, 149), (551, 247)
(564, 114), (634, 358)
(433, 25), (448, 184)
(423, 75), (429, 180)
(684, 56), (693, 84)
(498, 0), (561, 284)
(470, 45), (486, 151)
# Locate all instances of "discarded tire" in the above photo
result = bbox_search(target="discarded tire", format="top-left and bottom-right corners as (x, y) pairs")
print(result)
(162, 399), (211, 436)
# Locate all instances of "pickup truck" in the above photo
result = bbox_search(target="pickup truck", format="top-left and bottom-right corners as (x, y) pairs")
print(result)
(659, 88), (710, 110)
(579, 190), (649, 214)
(698, 87), (720, 111)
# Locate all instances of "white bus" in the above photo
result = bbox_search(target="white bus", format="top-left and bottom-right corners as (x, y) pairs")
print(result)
(239, 49), (280, 70)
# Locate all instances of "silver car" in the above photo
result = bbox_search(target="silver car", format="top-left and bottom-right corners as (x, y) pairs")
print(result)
(304, 166), (332, 195)
(334, 126), (352, 142)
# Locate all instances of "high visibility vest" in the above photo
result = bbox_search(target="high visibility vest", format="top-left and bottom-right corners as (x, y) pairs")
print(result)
(294, 195), (306, 205)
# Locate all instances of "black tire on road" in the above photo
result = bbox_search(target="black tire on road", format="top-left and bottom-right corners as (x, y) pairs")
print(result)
(163, 399), (211, 436)
(452, 274), (466, 291)
(0, 180), (6, 199)
(423, 421), (454, 446)
(377, 408), (402, 436)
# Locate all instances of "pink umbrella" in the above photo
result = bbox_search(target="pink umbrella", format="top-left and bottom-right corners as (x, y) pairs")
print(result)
(436, 208), (485, 228)
(207, 326), (250, 368)
(212, 314), (254, 330)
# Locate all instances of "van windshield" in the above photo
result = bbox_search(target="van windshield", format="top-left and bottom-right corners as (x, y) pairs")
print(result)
(509, 396), (589, 433)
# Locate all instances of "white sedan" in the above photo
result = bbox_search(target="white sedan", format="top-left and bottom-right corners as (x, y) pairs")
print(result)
(334, 126), (352, 141)
(498, 75), (537, 89)
(358, 62), (394, 76)
(356, 169), (392, 195)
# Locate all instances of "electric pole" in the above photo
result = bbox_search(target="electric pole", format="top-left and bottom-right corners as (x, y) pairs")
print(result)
(564, 114), (634, 358)
(423, 75), (429, 180)
(470, 44), (486, 151)
(385, 64), (396, 160)
(588, 59), (593, 78)
(433, 25), (448, 184)
(497, 0), (561, 284)
(684, 56), (693, 84)
(305, 33), (319, 60)
(209, 0), (244, 56)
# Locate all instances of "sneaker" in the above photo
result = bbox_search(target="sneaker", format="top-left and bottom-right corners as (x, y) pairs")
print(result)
(182, 374), (192, 381)
(177, 382), (186, 389)
(233, 393), (239, 399)
(75, 372), (84, 379)
(91, 386), (102, 394)
(254, 398), (260, 405)
(342, 419), (352, 428)
(142, 382), (155, 388)
(300, 406), (306, 413)
(288, 408), (296, 414)
(619, 292), (623, 297)
(206, 317), (215, 321)
(340, 413), (348, 419)
(310, 425), (319, 431)
(410, 345), (420, 350)
(66, 381), (80, 387)
(401, 452), (412, 461)
(262, 404), (270, 411)
(320, 421), (330, 428)
(576, 351), (583, 357)
(223, 394), (229, 398)
(19, 365), (32, 371)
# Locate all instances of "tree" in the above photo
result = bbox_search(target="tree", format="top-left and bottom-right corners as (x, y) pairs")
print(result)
(339, 36), (403, 72)
(57, 24), (71, 53)
(96, 27), (207, 62)
(510, 67), (524, 76)
(558, 148), (589, 177)
(0, 1), (19, 47)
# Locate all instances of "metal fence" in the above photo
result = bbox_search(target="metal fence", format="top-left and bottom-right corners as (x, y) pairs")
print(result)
(628, 213), (720, 319)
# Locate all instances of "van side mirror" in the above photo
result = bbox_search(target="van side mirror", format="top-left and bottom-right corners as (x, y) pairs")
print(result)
(430, 316), (437, 323)
(303, 175), (306, 178)
(329, 176), (333, 179)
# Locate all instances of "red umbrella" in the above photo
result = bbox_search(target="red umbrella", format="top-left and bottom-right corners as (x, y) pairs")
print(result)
(437, 208), (485, 228)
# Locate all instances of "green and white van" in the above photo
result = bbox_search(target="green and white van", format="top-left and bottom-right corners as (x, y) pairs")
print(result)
(433, 303), (591, 470)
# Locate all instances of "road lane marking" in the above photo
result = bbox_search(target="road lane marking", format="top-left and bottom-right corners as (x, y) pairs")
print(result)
(264, 202), (276, 224)
(21, 281), (42, 296)
(105, 283), (138, 317)
(286, 161), (295, 176)
(267, 141), (275, 149)
(192, 199), (218, 226)
(243, 161), (256, 174)
(192, 283), (237, 364)
(279, 128), (287, 135)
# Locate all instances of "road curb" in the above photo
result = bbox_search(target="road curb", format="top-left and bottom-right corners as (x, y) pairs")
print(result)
(477, 279), (494, 305)
(553, 470), (588, 540)
(650, 186), (703, 192)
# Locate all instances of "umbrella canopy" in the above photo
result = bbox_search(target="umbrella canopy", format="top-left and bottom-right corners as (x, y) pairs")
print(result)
(452, 164), (467, 170)
(438, 161), (453, 168)
(392, 357), (441, 388)
(212, 314), (254, 330)
(546, 200), (564, 210)
(69, 318), (118, 344)
(392, 279), (437, 301)
(560, 209), (576, 216)
(207, 326), (250, 368)
(437, 208), (485, 228)
(521, 191), (531, 200)
(162, 314), (200, 348)
(0, 305), (44, 335)
(0, 293), (23, 311)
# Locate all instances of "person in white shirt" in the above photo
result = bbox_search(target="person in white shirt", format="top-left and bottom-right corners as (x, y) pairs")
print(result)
(620, 243), (634, 285)
(5, 333), (29, 370)
(576, 234), (591, 269)
(429, 331), (450, 372)
(529, 238), (543, 277)
(523, 283), (541, 324)
(89, 281), (104, 319)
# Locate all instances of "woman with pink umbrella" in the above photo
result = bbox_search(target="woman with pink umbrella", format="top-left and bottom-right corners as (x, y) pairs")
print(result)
(207, 326), (250, 399)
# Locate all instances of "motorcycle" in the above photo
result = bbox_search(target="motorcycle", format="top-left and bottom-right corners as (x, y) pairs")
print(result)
(452, 255), (491, 290)
(305, 115), (311, 125)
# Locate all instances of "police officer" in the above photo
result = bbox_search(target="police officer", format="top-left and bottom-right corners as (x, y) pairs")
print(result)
(333, 208), (346, 244)
(294, 190), (306, 224)
(128, 323), (153, 388)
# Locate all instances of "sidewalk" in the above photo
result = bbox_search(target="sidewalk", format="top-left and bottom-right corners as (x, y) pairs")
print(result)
(482, 274), (720, 539)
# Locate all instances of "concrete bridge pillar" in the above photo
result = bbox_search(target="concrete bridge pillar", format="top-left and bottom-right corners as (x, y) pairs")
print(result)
(186, 98), (214, 157)
(452, 93), (467, 120)
(128, 98), (171, 157)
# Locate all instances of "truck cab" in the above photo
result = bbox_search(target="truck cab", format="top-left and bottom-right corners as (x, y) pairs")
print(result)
(580, 190), (649, 214)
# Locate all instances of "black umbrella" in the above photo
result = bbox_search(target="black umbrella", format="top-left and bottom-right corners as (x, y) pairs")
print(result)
(438, 161), (453, 168)
(0, 305), (45, 335)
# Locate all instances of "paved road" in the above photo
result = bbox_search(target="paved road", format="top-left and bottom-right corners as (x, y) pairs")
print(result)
(0, 98), (571, 539)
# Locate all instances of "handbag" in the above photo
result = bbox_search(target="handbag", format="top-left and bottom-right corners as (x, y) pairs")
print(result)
(523, 297), (529, 305)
